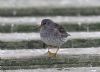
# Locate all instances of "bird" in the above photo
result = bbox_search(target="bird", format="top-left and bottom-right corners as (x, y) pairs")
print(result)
(40, 19), (70, 58)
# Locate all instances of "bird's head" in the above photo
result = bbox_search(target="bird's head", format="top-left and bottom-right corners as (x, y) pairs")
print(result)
(40, 19), (54, 28)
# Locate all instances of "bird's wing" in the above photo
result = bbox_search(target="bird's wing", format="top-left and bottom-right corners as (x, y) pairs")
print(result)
(54, 23), (69, 37)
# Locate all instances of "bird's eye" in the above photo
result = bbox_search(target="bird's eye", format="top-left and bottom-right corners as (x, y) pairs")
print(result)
(42, 22), (46, 25)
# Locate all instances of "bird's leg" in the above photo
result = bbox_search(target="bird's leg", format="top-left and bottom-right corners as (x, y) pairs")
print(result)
(47, 45), (51, 54)
(47, 45), (57, 58)
(55, 47), (60, 55)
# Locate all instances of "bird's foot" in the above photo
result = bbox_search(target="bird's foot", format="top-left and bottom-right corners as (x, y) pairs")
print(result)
(47, 51), (57, 58)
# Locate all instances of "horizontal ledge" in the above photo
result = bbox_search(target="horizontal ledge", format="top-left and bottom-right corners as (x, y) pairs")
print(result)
(0, 33), (40, 42)
(0, 8), (100, 16)
(1, 47), (100, 59)
(0, 16), (100, 25)
(0, 32), (100, 42)
(0, 0), (100, 9)
(1, 67), (100, 72)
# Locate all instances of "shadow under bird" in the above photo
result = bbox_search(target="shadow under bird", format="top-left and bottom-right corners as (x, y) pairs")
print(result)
(40, 19), (70, 58)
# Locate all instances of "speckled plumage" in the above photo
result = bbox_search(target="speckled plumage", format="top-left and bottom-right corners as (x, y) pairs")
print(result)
(40, 19), (70, 47)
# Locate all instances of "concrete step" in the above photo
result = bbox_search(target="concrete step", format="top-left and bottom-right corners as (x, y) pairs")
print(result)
(0, 7), (100, 16)
(0, 39), (100, 49)
(0, 67), (100, 72)
(1, 47), (100, 69)
(0, 16), (100, 25)
(0, 0), (100, 9)
(0, 32), (100, 42)
(0, 0), (100, 16)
